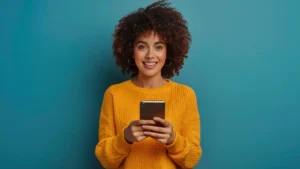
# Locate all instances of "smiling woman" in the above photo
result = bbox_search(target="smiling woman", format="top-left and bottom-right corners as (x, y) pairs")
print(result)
(112, 1), (191, 79)
(94, 1), (202, 169)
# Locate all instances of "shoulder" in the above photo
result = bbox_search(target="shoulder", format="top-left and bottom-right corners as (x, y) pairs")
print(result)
(171, 80), (197, 96)
(171, 81), (199, 108)
(103, 80), (131, 96)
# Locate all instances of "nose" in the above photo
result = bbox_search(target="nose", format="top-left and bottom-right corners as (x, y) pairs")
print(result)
(145, 48), (155, 59)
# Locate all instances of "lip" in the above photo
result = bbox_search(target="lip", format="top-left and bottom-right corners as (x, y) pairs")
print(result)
(143, 62), (158, 69)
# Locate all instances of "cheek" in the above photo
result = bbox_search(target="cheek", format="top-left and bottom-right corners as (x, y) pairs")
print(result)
(133, 49), (144, 61)
(160, 58), (166, 65)
(157, 50), (167, 62)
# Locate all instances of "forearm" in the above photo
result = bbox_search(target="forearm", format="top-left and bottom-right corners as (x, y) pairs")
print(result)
(95, 129), (131, 168)
(166, 133), (202, 169)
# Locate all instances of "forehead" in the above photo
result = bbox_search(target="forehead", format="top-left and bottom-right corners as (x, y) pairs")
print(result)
(135, 31), (165, 42)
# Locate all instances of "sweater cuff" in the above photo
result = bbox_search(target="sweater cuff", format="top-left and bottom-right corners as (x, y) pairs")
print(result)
(165, 132), (186, 154)
(113, 127), (132, 154)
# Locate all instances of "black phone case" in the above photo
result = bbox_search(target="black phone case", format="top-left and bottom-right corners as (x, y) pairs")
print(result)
(140, 101), (165, 126)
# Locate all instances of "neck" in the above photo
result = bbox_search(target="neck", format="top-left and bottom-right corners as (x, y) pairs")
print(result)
(133, 73), (167, 88)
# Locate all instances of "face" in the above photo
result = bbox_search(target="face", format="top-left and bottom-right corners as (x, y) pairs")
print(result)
(133, 31), (167, 78)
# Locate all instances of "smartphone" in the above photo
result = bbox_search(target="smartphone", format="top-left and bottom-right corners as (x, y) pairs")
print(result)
(140, 100), (165, 126)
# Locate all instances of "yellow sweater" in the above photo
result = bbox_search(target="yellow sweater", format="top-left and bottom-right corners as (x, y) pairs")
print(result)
(95, 79), (202, 169)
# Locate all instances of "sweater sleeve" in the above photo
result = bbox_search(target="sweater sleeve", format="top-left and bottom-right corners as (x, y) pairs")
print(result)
(165, 88), (202, 169)
(95, 87), (131, 169)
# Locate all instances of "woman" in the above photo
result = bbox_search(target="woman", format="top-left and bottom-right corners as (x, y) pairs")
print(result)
(95, 1), (202, 168)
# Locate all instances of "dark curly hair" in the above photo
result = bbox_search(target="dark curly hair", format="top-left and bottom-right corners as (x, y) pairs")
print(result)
(112, 0), (191, 78)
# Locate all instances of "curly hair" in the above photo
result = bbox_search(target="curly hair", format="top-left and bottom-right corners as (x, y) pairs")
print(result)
(112, 0), (191, 78)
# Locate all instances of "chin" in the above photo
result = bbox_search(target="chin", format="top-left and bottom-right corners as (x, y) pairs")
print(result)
(138, 68), (162, 78)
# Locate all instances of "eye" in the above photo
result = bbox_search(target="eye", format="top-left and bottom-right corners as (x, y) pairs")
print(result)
(156, 46), (163, 50)
(137, 45), (146, 50)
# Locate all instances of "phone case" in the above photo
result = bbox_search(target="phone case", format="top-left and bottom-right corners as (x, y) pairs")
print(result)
(140, 101), (165, 126)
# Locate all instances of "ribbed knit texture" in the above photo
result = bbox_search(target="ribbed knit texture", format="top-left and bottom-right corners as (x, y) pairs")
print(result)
(95, 79), (202, 169)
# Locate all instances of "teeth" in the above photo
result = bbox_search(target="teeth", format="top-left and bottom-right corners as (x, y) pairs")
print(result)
(144, 62), (156, 66)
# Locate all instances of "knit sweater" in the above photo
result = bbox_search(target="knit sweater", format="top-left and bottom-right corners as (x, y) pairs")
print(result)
(95, 79), (202, 169)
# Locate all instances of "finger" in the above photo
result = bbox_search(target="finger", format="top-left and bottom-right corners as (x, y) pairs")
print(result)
(156, 139), (168, 144)
(134, 133), (148, 142)
(142, 125), (168, 133)
(137, 136), (147, 142)
(132, 131), (145, 137)
(143, 131), (169, 139)
(131, 126), (144, 132)
(153, 117), (170, 127)
(134, 120), (156, 126)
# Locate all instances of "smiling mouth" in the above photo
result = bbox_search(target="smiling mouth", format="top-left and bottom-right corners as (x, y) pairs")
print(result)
(143, 62), (157, 66)
(143, 62), (158, 69)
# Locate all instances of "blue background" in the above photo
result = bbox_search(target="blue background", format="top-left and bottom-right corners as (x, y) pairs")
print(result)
(1, 0), (299, 168)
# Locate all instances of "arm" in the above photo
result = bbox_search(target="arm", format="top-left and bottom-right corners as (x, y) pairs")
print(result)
(165, 88), (202, 169)
(95, 88), (131, 169)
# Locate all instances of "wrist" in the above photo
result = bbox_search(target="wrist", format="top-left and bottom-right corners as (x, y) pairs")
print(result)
(166, 131), (176, 145)
(124, 127), (133, 144)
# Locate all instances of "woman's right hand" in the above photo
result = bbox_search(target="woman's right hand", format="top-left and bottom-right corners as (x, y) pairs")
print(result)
(124, 120), (155, 144)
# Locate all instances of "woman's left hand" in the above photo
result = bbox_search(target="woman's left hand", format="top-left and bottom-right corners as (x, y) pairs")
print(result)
(142, 117), (176, 145)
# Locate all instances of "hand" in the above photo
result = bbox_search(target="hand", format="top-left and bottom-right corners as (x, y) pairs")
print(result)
(124, 120), (156, 144)
(142, 117), (176, 145)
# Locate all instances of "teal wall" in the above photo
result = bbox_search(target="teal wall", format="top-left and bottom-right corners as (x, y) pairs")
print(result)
(1, 0), (299, 169)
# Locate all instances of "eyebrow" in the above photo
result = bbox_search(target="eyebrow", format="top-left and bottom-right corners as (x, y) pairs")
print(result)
(135, 41), (165, 45)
